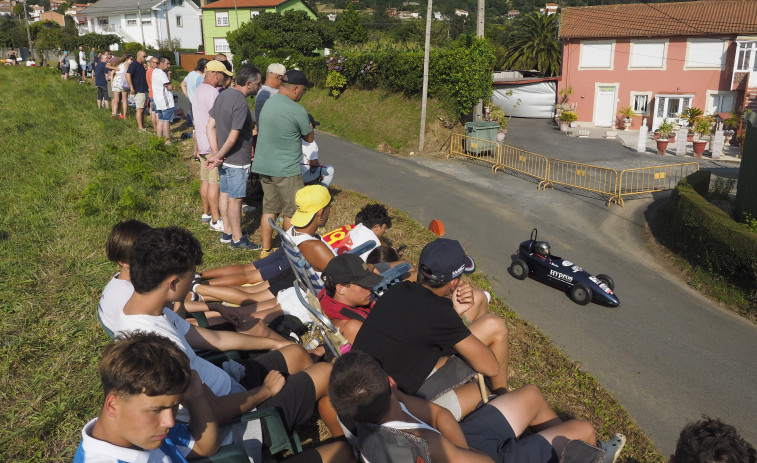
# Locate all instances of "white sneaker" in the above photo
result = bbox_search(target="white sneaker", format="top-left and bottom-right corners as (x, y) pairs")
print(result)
(209, 218), (224, 232)
(201, 213), (212, 224)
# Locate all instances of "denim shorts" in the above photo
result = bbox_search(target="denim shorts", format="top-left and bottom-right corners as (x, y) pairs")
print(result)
(156, 107), (175, 122)
(219, 165), (249, 199)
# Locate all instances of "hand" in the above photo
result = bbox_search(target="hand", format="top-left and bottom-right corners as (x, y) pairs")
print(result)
(219, 307), (242, 328)
(262, 370), (285, 399)
(451, 282), (474, 316)
(183, 371), (204, 401)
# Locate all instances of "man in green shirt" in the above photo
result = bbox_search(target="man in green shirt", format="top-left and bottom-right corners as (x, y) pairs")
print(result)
(253, 70), (314, 256)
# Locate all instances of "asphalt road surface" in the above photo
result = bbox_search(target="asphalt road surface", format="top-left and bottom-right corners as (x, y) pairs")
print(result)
(314, 126), (757, 455)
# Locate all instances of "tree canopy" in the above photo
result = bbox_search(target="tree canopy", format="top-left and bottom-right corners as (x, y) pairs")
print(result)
(500, 12), (561, 76)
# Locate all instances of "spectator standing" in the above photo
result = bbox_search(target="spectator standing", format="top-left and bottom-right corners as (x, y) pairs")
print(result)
(253, 69), (314, 257)
(110, 54), (133, 119)
(126, 50), (149, 132)
(146, 56), (159, 131)
(192, 60), (231, 230)
(206, 64), (263, 250)
(88, 47), (95, 75)
(59, 51), (69, 80)
(151, 56), (175, 144)
(93, 53), (111, 109)
(78, 46), (87, 79)
(182, 58), (208, 159)
(254, 63), (285, 125)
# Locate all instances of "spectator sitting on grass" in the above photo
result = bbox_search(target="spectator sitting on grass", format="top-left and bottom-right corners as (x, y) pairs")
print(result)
(115, 226), (341, 442)
(671, 416), (755, 463)
(98, 220), (287, 340)
(74, 331), (220, 462)
(329, 350), (623, 463)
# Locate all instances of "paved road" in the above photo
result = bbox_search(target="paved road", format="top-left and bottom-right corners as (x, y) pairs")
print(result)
(315, 123), (757, 455)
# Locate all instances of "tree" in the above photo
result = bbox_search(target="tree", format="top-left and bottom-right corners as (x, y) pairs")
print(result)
(501, 12), (561, 77)
(334, 3), (367, 45)
(13, 2), (32, 18)
(0, 17), (28, 48)
(55, 2), (70, 13)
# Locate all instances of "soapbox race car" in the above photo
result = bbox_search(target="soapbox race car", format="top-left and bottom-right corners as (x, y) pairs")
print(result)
(509, 229), (620, 307)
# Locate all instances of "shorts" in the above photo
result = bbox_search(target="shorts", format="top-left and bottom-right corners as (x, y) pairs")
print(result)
(134, 92), (147, 109)
(199, 156), (220, 184)
(219, 165), (249, 199)
(150, 99), (156, 112)
(61, 67), (69, 75)
(267, 271), (294, 295)
(97, 86), (110, 101)
(255, 248), (289, 281)
(260, 174), (303, 217)
(460, 405), (558, 463)
(240, 351), (316, 430)
(156, 107), (175, 122)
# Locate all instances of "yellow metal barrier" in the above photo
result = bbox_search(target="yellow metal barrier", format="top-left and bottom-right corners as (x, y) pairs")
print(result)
(540, 160), (620, 206)
(616, 163), (699, 206)
(448, 133), (499, 170)
(493, 145), (549, 181)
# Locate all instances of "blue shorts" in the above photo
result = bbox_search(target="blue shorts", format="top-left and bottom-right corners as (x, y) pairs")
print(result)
(460, 404), (558, 463)
(219, 165), (249, 199)
(156, 107), (175, 122)
(150, 99), (157, 112)
(255, 248), (289, 281)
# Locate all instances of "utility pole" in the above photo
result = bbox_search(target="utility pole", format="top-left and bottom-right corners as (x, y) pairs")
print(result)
(418, 0), (433, 151)
(137, 0), (146, 48)
(22, 0), (33, 59)
(163, 0), (173, 51)
(473, 0), (484, 121)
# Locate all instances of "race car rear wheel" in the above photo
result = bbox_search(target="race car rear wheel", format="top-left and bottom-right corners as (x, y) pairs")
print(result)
(596, 274), (615, 291)
(569, 283), (592, 305)
(510, 259), (529, 280)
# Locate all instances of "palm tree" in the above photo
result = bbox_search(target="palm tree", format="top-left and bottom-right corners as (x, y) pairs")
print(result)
(502, 12), (561, 77)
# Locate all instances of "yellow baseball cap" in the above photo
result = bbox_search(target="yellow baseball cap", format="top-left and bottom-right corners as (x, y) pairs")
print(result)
(291, 185), (331, 227)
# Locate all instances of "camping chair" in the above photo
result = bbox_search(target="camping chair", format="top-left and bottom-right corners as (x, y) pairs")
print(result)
(346, 420), (433, 463)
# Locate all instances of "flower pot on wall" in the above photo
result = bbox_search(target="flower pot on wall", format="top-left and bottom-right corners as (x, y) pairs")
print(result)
(559, 122), (569, 132)
(692, 140), (707, 157)
(656, 139), (669, 155)
(668, 133), (676, 143)
(496, 131), (506, 142)
(687, 132), (694, 142)
(623, 118), (631, 131)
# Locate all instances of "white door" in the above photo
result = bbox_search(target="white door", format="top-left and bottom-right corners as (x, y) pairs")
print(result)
(594, 86), (616, 127)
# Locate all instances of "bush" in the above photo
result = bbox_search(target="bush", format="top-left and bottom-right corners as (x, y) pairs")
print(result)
(666, 174), (757, 294)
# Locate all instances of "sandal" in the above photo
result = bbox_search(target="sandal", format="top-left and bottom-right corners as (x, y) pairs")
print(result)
(599, 433), (626, 463)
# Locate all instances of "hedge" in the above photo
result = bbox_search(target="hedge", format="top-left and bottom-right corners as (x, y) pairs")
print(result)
(667, 174), (757, 293)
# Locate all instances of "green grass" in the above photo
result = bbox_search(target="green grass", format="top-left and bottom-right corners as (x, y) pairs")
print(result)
(0, 66), (662, 462)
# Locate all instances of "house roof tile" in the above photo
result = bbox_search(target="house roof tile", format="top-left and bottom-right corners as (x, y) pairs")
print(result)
(201, 0), (286, 9)
(560, 0), (757, 39)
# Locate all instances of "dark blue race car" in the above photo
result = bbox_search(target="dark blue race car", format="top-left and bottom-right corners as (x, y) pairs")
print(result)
(509, 229), (620, 307)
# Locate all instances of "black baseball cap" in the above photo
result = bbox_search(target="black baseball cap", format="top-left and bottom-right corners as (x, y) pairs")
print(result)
(418, 238), (475, 283)
(283, 69), (314, 88)
(323, 254), (383, 288)
(307, 113), (320, 126)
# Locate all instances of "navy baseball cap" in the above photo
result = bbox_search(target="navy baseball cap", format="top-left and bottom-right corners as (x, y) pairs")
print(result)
(323, 253), (383, 288)
(418, 238), (475, 283)
(283, 69), (314, 88)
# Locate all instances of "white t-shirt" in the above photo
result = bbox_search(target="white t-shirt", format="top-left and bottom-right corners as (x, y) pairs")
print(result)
(300, 140), (319, 174)
(79, 50), (86, 65)
(114, 307), (237, 397)
(74, 418), (194, 463)
(152, 68), (175, 111)
(322, 223), (381, 261)
(97, 274), (134, 335)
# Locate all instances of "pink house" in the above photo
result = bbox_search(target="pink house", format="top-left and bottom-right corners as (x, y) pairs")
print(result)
(558, 0), (757, 131)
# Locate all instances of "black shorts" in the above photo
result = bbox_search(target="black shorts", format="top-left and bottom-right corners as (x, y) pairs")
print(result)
(97, 86), (110, 101)
(240, 350), (316, 430)
(460, 404), (558, 463)
(255, 248), (290, 282)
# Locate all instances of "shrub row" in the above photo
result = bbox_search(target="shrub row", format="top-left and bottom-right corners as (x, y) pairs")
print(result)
(667, 172), (757, 293)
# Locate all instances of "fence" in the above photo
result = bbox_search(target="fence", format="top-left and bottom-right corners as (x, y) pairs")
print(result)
(449, 132), (702, 207)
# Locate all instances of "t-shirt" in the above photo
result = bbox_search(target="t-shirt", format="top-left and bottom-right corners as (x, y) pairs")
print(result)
(74, 418), (194, 463)
(152, 68), (174, 111)
(322, 224), (381, 261)
(79, 50), (86, 65)
(194, 72), (205, 91)
(114, 307), (237, 397)
(192, 82), (220, 155)
(318, 288), (371, 321)
(94, 61), (108, 87)
(127, 59), (148, 93)
(254, 84), (278, 124)
(301, 140), (318, 171)
(182, 71), (201, 103)
(352, 281), (471, 395)
(61, 55), (69, 68)
(209, 87), (253, 167)
(97, 275), (134, 334)
(147, 67), (155, 98)
(253, 93), (312, 177)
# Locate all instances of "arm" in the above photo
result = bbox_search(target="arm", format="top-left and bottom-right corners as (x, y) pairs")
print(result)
(205, 370), (285, 423)
(394, 389), (468, 448)
(302, 131), (314, 143)
(184, 323), (289, 352)
(183, 372), (220, 458)
(207, 128), (240, 168)
(181, 77), (189, 97)
(125, 69), (135, 94)
(298, 240), (334, 272)
(453, 334), (499, 378)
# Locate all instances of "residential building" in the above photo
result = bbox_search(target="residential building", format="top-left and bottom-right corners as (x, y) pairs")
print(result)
(81, 0), (203, 49)
(507, 9), (519, 20)
(200, 0), (316, 56)
(67, 3), (89, 26)
(30, 5), (44, 21)
(39, 10), (65, 25)
(454, 8), (468, 17)
(558, 1), (757, 130)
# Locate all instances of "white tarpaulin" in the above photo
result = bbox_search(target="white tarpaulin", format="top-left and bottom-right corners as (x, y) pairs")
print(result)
(492, 81), (556, 118)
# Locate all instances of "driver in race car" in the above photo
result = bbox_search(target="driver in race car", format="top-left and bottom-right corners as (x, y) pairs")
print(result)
(534, 241), (551, 261)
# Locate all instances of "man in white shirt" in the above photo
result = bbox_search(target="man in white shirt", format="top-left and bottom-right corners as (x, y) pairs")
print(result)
(152, 57), (175, 145)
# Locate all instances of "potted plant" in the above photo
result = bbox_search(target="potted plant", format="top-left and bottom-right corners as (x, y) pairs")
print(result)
(618, 106), (634, 131)
(489, 105), (508, 142)
(656, 119), (674, 154)
(722, 112), (740, 145)
(681, 107), (703, 141)
(558, 110), (578, 132)
(692, 116), (712, 157)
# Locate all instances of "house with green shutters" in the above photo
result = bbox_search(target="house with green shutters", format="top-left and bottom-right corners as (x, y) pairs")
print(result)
(201, 0), (316, 56)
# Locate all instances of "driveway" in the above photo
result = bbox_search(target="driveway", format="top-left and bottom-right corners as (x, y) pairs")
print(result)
(315, 121), (756, 455)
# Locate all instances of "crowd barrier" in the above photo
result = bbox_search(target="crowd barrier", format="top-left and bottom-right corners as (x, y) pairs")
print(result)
(449, 132), (701, 207)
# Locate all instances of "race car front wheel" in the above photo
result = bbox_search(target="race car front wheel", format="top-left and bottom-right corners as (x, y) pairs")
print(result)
(510, 259), (529, 280)
(596, 274), (615, 291)
(569, 283), (592, 305)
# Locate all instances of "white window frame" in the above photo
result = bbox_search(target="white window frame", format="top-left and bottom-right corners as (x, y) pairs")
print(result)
(176, 15), (182, 27)
(97, 16), (108, 26)
(250, 10), (260, 19)
(684, 38), (727, 70)
(170, 0), (183, 5)
(125, 13), (137, 26)
(628, 39), (667, 70)
(214, 37), (230, 53)
(736, 41), (757, 72)
(705, 90), (737, 115)
(630, 91), (652, 116)
(141, 14), (152, 24)
(579, 40), (615, 70)
(215, 11), (229, 27)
